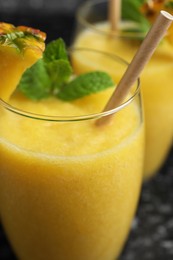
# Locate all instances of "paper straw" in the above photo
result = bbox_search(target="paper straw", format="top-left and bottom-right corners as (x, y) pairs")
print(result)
(109, 0), (121, 31)
(97, 11), (173, 126)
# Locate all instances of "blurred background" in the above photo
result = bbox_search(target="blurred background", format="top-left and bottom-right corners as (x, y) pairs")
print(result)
(0, 0), (84, 44)
(0, 0), (173, 259)
(0, 0), (82, 14)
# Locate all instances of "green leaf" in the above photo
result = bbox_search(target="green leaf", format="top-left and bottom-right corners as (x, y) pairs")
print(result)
(165, 1), (173, 9)
(18, 59), (51, 100)
(43, 38), (68, 63)
(57, 71), (114, 101)
(122, 0), (150, 33)
(45, 59), (73, 92)
(0, 32), (25, 51)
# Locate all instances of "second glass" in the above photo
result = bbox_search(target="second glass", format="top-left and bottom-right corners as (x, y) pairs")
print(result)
(72, 0), (173, 180)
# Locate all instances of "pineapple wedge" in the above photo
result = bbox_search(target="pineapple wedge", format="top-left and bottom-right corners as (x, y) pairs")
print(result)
(0, 22), (46, 101)
(141, 0), (173, 44)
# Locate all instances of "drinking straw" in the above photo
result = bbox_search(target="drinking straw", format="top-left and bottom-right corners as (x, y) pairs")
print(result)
(96, 11), (173, 126)
(109, 0), (121, 31)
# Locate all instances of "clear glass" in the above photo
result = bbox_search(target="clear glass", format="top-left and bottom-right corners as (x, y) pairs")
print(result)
(0, 48), (144, 260)
(73, 0), (173, 180)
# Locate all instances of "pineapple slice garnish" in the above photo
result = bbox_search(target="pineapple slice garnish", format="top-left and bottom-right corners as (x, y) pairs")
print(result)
(141, 0), (173, 44)
(0, 22), (46, 101)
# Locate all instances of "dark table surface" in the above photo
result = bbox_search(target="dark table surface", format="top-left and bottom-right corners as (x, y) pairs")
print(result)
(0, 11), (173, 260)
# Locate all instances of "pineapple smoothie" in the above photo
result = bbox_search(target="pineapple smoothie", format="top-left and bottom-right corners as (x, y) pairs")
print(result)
(73, 0), (173, 179)
(0, 90), (144, 260)
(0, 24), (144, 260)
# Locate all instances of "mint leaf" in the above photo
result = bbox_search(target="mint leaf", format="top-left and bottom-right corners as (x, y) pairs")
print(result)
(43, 38), (68, 62)
(18, 59), (51, 100)
(57, 71), (114, 101)
(45, 59), (72, 91)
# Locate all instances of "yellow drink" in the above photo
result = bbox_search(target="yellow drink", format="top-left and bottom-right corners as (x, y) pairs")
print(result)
(73, 9), (173, 179)
(0, 49), (144, 260)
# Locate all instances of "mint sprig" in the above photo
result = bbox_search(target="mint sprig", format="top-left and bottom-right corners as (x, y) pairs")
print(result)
(17, 38), (114, 101)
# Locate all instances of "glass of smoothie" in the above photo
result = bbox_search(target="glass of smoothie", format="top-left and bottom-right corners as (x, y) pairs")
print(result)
(0, 47), (144, 260)
(72, 0), (173, 180)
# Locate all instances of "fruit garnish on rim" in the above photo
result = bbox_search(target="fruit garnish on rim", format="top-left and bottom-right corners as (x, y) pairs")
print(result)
(140, 0), (173, 43)
(0, 22), (115, 103)
(141, 0), (172, 21)
(0, 22), (46, 101)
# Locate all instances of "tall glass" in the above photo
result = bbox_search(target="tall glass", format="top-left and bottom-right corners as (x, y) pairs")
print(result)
(0, 48), (144, 260)
(72, 0), (173, 180)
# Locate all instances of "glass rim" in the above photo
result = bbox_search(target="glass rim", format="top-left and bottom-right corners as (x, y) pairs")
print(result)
(76, 0), (146, 39)
(0, 47), (140, 122)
